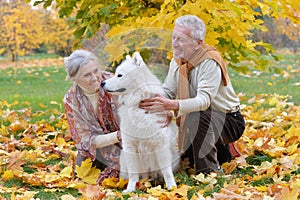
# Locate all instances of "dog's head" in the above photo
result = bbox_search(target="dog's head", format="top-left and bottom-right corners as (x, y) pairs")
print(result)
(102, 52), (150, 95)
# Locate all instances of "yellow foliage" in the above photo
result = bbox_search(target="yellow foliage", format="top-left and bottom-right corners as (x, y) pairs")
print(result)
(0, 89), (300, 198)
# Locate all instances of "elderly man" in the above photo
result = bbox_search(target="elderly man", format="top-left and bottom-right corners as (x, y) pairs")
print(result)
(140, 15), (245, 174)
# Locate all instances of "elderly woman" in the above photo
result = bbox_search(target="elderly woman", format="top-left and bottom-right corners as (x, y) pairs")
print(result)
(63, 49), (121, 183)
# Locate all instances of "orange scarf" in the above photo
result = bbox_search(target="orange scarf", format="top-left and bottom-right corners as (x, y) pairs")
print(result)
(175, 43), (229, 153)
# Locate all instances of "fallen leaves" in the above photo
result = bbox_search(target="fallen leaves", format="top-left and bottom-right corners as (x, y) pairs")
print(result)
(0, 93), (299, 199)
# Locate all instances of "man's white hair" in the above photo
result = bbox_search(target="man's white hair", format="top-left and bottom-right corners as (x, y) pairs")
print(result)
(175, 15), (206, 41)
(64, 49), (99, 80)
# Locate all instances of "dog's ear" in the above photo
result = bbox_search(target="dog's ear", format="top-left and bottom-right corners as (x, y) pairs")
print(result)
(126, 55), (132, 60)
(132, 52), (146, 67)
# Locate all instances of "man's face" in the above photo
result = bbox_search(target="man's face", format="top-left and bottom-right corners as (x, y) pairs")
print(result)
(172, 25), (199, 60)
(75, 60), (102, 92)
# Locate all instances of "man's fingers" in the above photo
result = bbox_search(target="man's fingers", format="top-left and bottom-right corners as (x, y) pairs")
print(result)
(141, 97), (158, 103)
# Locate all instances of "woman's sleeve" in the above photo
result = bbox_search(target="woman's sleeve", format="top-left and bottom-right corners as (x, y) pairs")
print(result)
(94, 131), (119, 148)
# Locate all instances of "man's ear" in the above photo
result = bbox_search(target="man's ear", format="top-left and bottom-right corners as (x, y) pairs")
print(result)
(197, 40), (203, 45)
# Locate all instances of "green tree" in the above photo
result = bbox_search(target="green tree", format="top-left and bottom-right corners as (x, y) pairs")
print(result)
(30, 0), (300, 71)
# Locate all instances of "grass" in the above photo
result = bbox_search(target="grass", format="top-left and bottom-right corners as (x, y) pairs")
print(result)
(230, 53), (300, 105)
(0, 53), (60, 61)
(0, 65), (71, 112)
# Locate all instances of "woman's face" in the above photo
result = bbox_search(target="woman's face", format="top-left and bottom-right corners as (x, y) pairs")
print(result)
(75, 60), (102, 93)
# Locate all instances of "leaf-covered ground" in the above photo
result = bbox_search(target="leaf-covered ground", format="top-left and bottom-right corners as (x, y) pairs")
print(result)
(0, 93), (299, 200)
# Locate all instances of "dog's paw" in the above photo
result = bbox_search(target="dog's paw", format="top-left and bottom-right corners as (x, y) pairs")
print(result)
(166, 184), (177, 191)
(122, 188), (136, 193)
(166, 180), (177, 191)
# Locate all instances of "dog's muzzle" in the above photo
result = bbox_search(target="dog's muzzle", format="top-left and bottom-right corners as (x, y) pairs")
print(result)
(102, 81), (126, 93)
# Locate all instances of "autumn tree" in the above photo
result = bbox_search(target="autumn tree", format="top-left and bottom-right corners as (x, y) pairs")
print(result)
(0, 0), (45, 61)
(0, 0), (74, 61)
(40, 7), (74, 56)
(31, 0), (300, 71)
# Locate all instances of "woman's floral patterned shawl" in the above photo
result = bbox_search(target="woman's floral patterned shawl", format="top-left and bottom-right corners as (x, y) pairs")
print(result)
(64, 71), (120, 169)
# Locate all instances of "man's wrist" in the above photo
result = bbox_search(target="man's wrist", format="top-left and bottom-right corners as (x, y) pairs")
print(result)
(173, 100), (179, 111)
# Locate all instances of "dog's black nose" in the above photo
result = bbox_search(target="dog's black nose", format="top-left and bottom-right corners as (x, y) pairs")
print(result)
(101, 81), (106, 87)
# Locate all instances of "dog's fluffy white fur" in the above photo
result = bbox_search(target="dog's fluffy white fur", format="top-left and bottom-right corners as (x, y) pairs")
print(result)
(103, 52), (179, 192)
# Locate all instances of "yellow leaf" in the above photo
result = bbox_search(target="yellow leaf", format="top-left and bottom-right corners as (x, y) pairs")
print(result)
(2, 170), (14, 181)
(286, 144), (298, 155)
(16, 191), (37, 200)
(61, 194), (77, 200)
(60, 166), (73, 178)
(56, 136), (67, 147)
(45, 174), (60, 183)
(280, 187), (298, 200)
(101, 177), (117, 188)
(75, 158), (101, 184)
(39, 103), (46, 108)
(20, 137), (32, 144)
(101, 176), (128, 189)
(267, 82), (273, 86)
(11, 191), (16, 200)
(147, 185), (166, 196)
(16, 80), (22, 84)
(67, 182), (87, 189)
(78, 184), (105, 199)
(43, 72), (50, 77)
(194, 173), (217, 184)
(168, 185), (190, 199)
(290, 178), (300, 190)
(255, 185), (268, 192)
(116, 177), (128, 189)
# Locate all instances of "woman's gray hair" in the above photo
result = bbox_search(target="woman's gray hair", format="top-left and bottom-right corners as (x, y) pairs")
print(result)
(175, 15), (206, 41)
(64, 49), (99, 80)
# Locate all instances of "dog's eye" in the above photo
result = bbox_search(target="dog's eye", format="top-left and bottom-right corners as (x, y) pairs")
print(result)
(117, 74), (123, 77)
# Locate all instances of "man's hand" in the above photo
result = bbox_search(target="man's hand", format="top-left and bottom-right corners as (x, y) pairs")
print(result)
(139, 95), (178, 128)
(139, 94), (179, 112)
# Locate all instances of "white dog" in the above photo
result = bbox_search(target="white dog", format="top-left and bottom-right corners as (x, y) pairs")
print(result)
(102, 52), (179, 192)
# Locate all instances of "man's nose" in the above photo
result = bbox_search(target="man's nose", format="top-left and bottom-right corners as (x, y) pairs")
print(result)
(172, 39), (178, 47)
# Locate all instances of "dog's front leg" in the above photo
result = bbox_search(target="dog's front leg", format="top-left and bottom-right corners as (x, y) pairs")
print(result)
(122, 143), (141, 193)
(123, 173), (139, 193)
(161, 166), (177, 190)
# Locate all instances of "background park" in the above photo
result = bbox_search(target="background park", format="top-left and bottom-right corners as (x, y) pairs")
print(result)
(0, 0), (300, 199)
